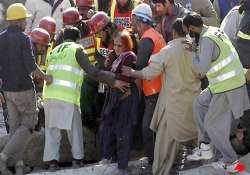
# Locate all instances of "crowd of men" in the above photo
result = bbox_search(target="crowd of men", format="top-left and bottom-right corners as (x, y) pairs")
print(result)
(0, 0), (250, 175)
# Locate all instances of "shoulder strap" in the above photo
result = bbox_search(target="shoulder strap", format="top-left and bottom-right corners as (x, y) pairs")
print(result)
(51, 0), (64, 16)
(68, 0), (76, 7)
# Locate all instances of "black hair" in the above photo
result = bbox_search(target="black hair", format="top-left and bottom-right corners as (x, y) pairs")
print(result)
(62, 26), (81, 42)
(172, 18), (186, 36)
(183, 13), (203, 28)
(152, 0), (174, 4)
(239, 0), (250, 14)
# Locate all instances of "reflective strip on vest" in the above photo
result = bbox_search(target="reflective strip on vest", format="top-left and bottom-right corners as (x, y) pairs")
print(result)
(87, 47), (95, 54)
(48, 64), (84, 76)
(237, 30), (250, 40)
(208, 52), (237, 74)
(52, 79), (81, 91)
(209, 68), (242, 85)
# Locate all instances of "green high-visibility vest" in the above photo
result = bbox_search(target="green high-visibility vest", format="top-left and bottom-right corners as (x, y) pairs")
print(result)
(43, 42), (85, 106)
(204, 27), (246, 94)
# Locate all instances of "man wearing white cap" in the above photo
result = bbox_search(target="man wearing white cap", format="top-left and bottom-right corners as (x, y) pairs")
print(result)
(131, 3), (166, 168)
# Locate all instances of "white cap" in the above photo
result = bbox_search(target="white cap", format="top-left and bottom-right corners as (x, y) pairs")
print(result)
(132, 3), (152, 22)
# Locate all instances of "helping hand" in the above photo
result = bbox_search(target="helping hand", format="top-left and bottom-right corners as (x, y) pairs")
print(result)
(122, 66), (135, 77)
(113, 80), (130, 93)
(182, 39), (193, 52)
(45, 75), (53, 85)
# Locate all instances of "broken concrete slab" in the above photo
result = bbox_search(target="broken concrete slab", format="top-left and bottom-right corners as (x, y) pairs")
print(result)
(27, 158), (149, 175)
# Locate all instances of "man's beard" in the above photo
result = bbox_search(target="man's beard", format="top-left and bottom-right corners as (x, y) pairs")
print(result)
(189, 31), (200, 45)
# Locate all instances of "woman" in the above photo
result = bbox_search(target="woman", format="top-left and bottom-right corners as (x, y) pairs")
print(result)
(100, 30), (139, 175)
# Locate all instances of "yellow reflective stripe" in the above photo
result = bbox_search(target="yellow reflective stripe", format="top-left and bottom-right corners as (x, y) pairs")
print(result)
(52, 79), (81, 91)
(48, 64), (84, 76)
(96, 37), (101, 52)
(209, 68), (242, 85)
(208, 52), (237, 74)
(237, 31), (250, 40)
(85, 47), (96, 54)
(111, 0), (116, 22)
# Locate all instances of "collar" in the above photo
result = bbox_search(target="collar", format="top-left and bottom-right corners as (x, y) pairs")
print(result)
(7, 25), (23, 32)
(168, 37), (186, 45)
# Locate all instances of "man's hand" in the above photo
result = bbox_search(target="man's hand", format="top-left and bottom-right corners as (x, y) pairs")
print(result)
(45, 75), (53, 85)
(122, 66), (135, 77)
(182, 39), (193, 52)
(246, 69), (250, 82)
(113, 80), (130, 92)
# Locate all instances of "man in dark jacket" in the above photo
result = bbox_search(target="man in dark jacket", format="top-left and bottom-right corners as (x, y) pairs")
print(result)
(0, 3), (52, 175)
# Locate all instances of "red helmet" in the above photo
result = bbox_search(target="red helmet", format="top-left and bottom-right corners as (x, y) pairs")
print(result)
(88, 11), (110, 33)
(76, 0), (94, 7)
(38, 16), (56, 35)
(63, 7), (81, 25)
(30, 28), (50, 46)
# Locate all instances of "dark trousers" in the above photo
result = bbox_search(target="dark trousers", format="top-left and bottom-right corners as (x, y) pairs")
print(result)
(102, 121), (133, 169)
(143, 93), (158, 164)
(101, 87), (139, 169)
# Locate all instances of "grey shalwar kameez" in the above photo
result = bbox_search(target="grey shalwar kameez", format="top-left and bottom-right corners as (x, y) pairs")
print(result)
(192, 26), (250, 163)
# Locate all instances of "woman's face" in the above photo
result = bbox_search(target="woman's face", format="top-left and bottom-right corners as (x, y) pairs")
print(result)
(113, 36), (126, 56)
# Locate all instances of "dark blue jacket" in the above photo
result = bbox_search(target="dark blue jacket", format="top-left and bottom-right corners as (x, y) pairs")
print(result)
(0, 25), (37, 91)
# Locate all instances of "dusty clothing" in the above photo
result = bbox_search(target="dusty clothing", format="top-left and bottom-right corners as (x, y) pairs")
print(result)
(43, 99), (84, 161)
(2, 90), (37, 161)
(25, 0), (74, 32)
(138, 38), (201, 174)
(155, 3), (189, 43)
(0, 26), (36, 91)
(176, 0), (219, 26)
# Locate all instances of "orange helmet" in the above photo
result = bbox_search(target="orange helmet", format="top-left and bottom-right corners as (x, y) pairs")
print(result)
(30, 28), (50, 46)
(76, 0), (94, 7)
(63, 7), (81, 25)
(88, 11), (110, 33)
(38, 16), (56, 35)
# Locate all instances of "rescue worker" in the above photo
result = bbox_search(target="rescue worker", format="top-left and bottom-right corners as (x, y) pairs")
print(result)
(90, 12), (116, 60)
(38, 16), (57, 48)
(43, 26), (129, 170)
(30, 28), (51, 72)
(76, 0), (106, 161)
(38, 16), (57, 72)
(183, 13), (250, 173)
(153, 0), (189, 42)
(122, 18), (201, 175)
(76, 0), (96, 20)
(131, 3), (166, 165)
(0, 3), (52, 175)
(110, 0), (141, 30)
(220, 5), (241, 45)
(234, 0), (250, 154)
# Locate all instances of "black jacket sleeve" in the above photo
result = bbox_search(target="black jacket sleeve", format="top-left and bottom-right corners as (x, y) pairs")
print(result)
(75, 48), (116, 86)
(136, 38), (154, 70)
